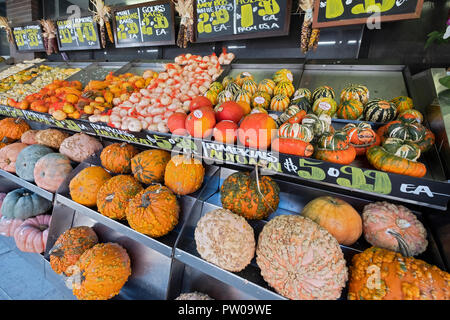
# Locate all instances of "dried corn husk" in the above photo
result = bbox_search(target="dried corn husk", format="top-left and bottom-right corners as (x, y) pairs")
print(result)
(0, 17), (14, 45)
(308, 28), (320, 51)
(39, 19), (58, 55)
(174, 0), (194, 48)
(90, 0), (114, 47)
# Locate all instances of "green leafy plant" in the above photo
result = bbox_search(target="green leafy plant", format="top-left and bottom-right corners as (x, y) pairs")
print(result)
(425, 30), (449, 49)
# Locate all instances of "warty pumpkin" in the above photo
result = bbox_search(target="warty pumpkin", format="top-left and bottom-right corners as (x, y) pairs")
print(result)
(49, 226), (99, 275)
(97, 175), (143, 220)
(0, 142), (28, 173)
(0, 118), (30, 140)
(35, 129), (70, 149)
(100, 142), (139, 174)
(20, 130), (39, 145)
(131, 149), (171, 184)
(126, 184), (179, 237)
(69, 242), (131, 300)
(69, 166), (112, 206)
(301, 196), (362, 246)
(164, 155), (205, 195)
(13, 214), (51, 253)
(59, 133), (103, 163)
(256, 215), (348, 300)
(348, 247), (450, 300)
(33, 153), (72, 192)
(220, 171), (280, 220)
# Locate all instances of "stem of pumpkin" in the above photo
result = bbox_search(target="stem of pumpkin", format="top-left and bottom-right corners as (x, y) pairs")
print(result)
(253, 164), (275, 213)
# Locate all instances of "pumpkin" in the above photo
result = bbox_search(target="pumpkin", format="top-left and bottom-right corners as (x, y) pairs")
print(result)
(69, 166), (112, 206)
(167, 112), (188, 135)
(233, 89), (252, 105)
(35, 129), (70, 149)
(59, 133), (103, 163)
(69, 242), (131, 300)
(208, 81), (223, 93)
(270, 94), (290, 112)
(15, 144), (54, 182)
(363, 99), (397, 123)
(0, 118), (30, 140)
(362, 202), (428, 256)
(97, 175), (143, 220)
(316, 131), (350, 150)
(217, 90), (234, 104)
(278, 122), (314, 142)
(0, 142), (28, 173)
(343, 122), (380, 156)
(220, 171), (280, 220)
(416, 128), (435, 153)
(13, 214), (51, 253)
(272, 68), (293, 83)
(185, 106), (216, 138)
(382, 138), (421, 161)
(302, 113), (332, 137)
(234, 72), (254, 86)
(340, 84), (369, 104)
(1, 188), (52, 220)
(175, 292), (214, 300)
(126, 184), (179, 237)
(312, 97), (338, 116)
(241, 79), (258, 96)
(301, 196), (362, 245)
(20, 130), (39, 145)
(348, 247), (450, 300)
(195, 208), (255, 272)
(312, 86), (335, 102)
(213, 120), (238, 144)
(315, 146), (357, 165)
(274, 81), (295, 98)
(276, 105), (302, 126)
(256, 215), (348, 300)
(384, 119), (426, 143)
(391, 96), (413, 114)
(289, 96), (311, 113)
(0, 137), (13, 150)
(164, 155), (205, 195)
(257, 79), (276, 96)
(49, 226), (99, 275)
(238, 113), (277, 149)
(131, 149), (171, 184)
(336, 99), (364, 120)
(0, 192), (6, 208)
(251, 91), (271, 109)
(366, 142), (426, 178)
(33, 153), (72, 192)
(397, 109), (423, 124)
(100, 143), (139, 174)
(292, 88), (312, 103)
(214, 101), (244, 123)
(0, 216), (23, 237)
(271, 138), (314, 157)
(204, 90), (218, 105)
(222, 75), (234, 87)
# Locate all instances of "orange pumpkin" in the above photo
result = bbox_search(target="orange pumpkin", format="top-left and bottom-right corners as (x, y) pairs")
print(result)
(69, 166), (112, 206)
(100, 143), (139, 174)
(0, 142), (28, 173)
(0, 118), (30, 140)
(164, 155), (205, 195)
(185, 106), (216, 138)
(301, 196), (362, 245)
(131, 149), (171, 184)
(238, 113), (277, 149)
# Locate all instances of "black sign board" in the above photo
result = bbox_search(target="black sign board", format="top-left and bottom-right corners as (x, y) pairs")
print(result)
(195, 0), (292, 42)
(12, 23), (45, 52)
(56, 15), (101, 51)
(313, 0), (424, 28)
(112, 0), (175, 48)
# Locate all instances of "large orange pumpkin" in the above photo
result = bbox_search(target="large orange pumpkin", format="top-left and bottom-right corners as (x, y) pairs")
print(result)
(131, 149), (171, 184)
(126, 184), (180, 237)
(301, 196), (362, 246)
(238, 113), (277, 149)
(100, 143), (139, 174)
(69, 166), (112, 206)
(164, 155), (205, 195)
(185, 106), (216, 138)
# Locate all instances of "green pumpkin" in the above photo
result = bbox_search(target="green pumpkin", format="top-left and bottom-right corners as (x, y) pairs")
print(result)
(340, 84), (369, 104)
(317, 131), (349, 151)
(1, 188), (52, 219)
(397, 109), (423, 124)
(278, 123), (314, 142)
(336, 99), (364, 120)
(312, 86), (335, 102)
(363, 99), (397, 123)
(292, 88), (312, 104)
(15, 144), (54, 182)
(382, 138), (421, 161)
(385, 119), (426, 142)
(302, 113), (332, 137)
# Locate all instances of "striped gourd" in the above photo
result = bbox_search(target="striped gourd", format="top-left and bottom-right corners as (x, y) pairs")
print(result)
(290, 97), (311, 113)
(312, 97), (338, 116)
(385, 119), (426, 143)
(273, 69), (293, 83)
(234, 72), (254, 86)
(270, 94), (290, 112)
(312, 86), (335, 101)
(204, 90), (218, 105)
(274, 81), (295, 98)
(258, 79), (276, 96)
(241, 79), (258, 95)
(217, 90), (234, 104)
(317, 131), (350, 151)
(234, 89), (252, 105)
(278, 123), (314, 142)
(222, 76), (234, 87)
(340, 84), (369, 104)
(336, 99), (364, 120)
(383, 138), (421, 161)
(302, 113), (332, 137)
(209, 81), (223, 94)
(225, 82), (242, 96)
(276, 105), (301, 125)
(363, 99), (397, 123)
(397, 109), (423, 124)
(391, 96), (413, 114)
(292, 88), (312, 103)
(251, 91), (271, 109)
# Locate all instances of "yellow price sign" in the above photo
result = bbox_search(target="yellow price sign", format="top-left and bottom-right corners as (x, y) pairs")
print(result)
(59, 28), (73, 44)
(240, 0), (280, 28)
(14, 29), (25, 47)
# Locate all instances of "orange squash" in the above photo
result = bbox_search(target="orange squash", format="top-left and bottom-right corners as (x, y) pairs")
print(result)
(131, 149), (171, 184)
(238, 113), (277, 149)
(100, 143), (139, 174)
(271, 138), (314, 157)
(164, 155), (205, 195)
(0, 118), (30, 140)
(69, 166), (112, 206)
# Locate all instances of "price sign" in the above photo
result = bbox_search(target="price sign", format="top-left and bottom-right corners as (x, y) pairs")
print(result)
(112, 0), (175, 48)
(12, 24), (45, 52)
(56, 16), (101, 51)
(195, 0), (292, 42)
(313, 0), (424, 28)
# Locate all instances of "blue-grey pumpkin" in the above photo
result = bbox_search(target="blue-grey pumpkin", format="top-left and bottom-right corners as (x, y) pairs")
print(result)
(15, 144), (53, 182)
(1, 188), (52, 219)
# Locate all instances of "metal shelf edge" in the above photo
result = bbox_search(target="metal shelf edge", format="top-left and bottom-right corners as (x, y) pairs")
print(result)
(0, 170), (54, 201)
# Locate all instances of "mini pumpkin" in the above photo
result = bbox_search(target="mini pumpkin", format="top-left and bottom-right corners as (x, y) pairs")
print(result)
(312, 86), (335, 102)
(241, 79), (258, 96)
(364, 99), (397, 123)
(343, 122), (380, 156)
(164, 155), (205, 195)
(234, 72), (254, 86)
(217, 90), (234, 104)
(69, 166), (112, 206)
(251, 91), (271, 109)
(292, 88), (312, 103)
(278, 122), (314, 142)
(391, 96), (413, 114)
(225, 82), (241, 96)
(131, 149), (171, 184)
(272, 68), (293, 83)
(270, 94), (290, 112)
(397, 109), (424, 124)
(233, 89), (252, 105)
(274, 81), (295, 98)
(100, 142), (139, 174)
(312, 97), (338, 116)
(35, 129), (70, 149)
(257, 79), (276, 96)
(340, 84), (369, 104)
(13, 214), (51, 253)
(336, 99), (364, 120)
(0, 118), (30, 140)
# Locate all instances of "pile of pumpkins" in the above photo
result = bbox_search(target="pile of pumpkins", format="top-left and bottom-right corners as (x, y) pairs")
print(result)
(68, 142), (206, 238)
(193, 170), (450, 300)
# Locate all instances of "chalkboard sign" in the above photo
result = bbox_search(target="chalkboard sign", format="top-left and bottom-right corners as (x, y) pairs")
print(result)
(195, 0), (292, 42)
(56, 15), (101, 51)
(313, 0), (424, 28)
(12, 23), (45, 52)
(112, 0), (175, 48)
